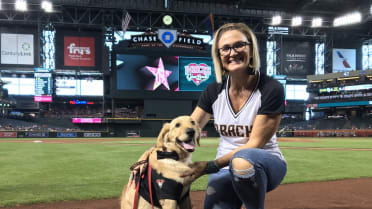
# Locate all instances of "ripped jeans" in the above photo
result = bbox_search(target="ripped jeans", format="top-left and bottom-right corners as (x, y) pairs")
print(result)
(204, 148), (287, 209)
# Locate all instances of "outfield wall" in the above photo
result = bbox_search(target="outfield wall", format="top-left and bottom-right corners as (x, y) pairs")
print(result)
(279, 129), (372, 137)
(0, 131), (106, 138)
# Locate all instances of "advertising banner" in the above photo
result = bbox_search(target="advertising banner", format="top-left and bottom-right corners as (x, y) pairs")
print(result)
(126, 130), (140, 137)
(64, 36), (95, 67)
(34, 95), (52, 102)
(332, 48), (356, 72)
(1, 33), (34, 65)
(57, 132), (77, 138)
(281, 41), (314, 77)
(83, 132), (102, 137)
(72, 118), (102, 123)
(178, 57), (215, 91)
(25, 132), (49, 138)
(0, 132), (17, 138)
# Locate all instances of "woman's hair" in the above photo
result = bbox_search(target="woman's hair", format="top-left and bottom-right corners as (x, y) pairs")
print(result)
(211, 23), (260, 83)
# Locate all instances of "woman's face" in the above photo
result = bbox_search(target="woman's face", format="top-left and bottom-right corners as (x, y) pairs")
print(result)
(217, 30), (252, 73)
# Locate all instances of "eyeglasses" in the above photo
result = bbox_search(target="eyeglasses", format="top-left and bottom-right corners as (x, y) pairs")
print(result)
(218, 41), (251, 57)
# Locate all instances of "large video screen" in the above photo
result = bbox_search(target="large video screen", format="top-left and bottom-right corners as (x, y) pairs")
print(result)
(56, 79), (103, 96)
(2, 77), (34, 95)
(281, 40), (315, 78)
(115, 54), (215, 92)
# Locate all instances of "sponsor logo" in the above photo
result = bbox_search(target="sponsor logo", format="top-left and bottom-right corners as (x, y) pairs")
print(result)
(83, 133), (101, 137)
(158, 29), (177, 48)
(185, 63), (212, 86)
(67, 43), (91, 55)
(156, 179), (165, 189)
(22, 42), (31, 51)
(72, 118), (102, 123)
(57, 132), (77, 138)
(0, 132), (17, 138)
(25, 132), (49, 138)
(336, 51), (351, 68)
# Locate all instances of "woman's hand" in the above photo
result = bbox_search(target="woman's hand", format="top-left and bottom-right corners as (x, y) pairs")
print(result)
(128, 146), (155, 188)
(181, 161), (208, 185)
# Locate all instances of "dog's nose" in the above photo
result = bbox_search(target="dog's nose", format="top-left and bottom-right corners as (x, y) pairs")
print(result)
(186, 128), (195, 138)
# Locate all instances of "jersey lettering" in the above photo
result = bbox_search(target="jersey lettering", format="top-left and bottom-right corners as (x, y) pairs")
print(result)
(215, 123), (252, 137)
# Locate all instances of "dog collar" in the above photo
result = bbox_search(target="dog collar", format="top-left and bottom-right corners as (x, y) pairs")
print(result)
(157, 150), (179, 161)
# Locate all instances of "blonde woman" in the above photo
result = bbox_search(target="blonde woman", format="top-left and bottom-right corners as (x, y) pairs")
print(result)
(183, 23), (287, 209)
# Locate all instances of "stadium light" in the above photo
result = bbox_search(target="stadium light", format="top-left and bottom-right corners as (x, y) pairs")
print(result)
(41, 1), (53, 12)
(291, 16), (302, 27)
(15, 0), (27, 11)
(333, 12), (362, 27)
(370, 4), (372, 14)
(272, 15), (282, 25)
(311, 17), (322, 27)
(0, 0), (2, 10)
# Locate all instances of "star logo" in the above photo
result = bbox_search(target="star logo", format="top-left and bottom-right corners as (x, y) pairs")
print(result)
(145, 58), (172, 90)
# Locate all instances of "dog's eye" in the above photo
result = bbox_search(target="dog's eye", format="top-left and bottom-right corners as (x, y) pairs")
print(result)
(175, 123), (180, 128)
(191, 121), (195, 125)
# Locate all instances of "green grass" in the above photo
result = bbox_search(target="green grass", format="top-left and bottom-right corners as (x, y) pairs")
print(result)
(278, 137), (372, 149)
(1, 137), (372, 206)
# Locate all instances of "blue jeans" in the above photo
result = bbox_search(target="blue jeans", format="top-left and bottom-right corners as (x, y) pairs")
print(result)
(204, 148), (287, 209)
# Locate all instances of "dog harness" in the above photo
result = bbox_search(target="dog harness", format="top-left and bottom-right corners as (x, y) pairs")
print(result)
(133, 151), (189, 208)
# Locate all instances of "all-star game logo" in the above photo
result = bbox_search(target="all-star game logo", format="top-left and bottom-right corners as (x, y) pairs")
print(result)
(185, 63), (212, 86)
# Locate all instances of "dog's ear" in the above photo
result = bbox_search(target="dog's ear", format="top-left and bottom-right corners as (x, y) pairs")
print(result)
(157, 122), (170, 148)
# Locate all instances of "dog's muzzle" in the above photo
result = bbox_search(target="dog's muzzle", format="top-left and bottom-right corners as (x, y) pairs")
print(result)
(176, 137), (195, 152)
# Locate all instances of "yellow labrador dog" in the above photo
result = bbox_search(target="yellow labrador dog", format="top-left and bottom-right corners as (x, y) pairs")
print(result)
(121, 115), (201, 209)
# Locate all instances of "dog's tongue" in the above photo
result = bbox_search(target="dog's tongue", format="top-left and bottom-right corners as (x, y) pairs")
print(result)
(182, 140), (195, 152)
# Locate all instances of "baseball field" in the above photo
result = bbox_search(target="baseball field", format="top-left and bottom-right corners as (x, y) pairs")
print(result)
(1, 137), (372, 209)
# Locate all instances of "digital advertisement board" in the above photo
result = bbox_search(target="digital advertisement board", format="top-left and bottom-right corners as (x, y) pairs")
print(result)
(64, 36), (95, 67)
(55, 28), (103, 70)
(281, 40), (315, 78)
(332, 48), (356, 73)
(1, 33), (34, 65)
(72, 118), (102, 123)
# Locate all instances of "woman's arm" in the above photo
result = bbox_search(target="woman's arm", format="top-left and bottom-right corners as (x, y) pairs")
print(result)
(191, 106), (212, 129)
(182, 113), (282, 179)
(214, 113), (282, 168)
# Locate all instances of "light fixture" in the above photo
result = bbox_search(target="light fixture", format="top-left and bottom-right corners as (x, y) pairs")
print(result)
(15, 0), (27, 11)
(41, 1), (53, 12)
(333, 12), (362, 27)
(271, 15), (282, 25)
(311, 17), (322, 27)
(162, 15), (173, 26)
(370, 4), (372, 14)
(291, 16), (302, 27)
(0, 0), (2, 10)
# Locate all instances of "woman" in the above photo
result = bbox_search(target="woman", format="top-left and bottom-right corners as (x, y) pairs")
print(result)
(182, 22), (287, 209)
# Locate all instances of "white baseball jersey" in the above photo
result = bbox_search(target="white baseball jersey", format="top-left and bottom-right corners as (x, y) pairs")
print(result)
(197, 72), (285, 164)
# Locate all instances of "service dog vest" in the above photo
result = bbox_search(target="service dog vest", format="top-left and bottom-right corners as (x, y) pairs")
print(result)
(138, 167), (188, 207)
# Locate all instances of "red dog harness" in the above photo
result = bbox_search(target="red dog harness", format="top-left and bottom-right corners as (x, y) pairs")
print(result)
(132, 151), (189, 209)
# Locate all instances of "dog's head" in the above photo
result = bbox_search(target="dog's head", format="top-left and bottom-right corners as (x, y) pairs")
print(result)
(156, 116), (201, 155)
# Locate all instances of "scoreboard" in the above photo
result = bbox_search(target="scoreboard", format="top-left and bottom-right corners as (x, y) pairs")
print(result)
(34, 68), (52, 102)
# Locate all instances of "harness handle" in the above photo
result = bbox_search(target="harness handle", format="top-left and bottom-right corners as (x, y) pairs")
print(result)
(130, 160), (148, 171)
(148, 165), (155, 209)
(132, 164), (155, 209)
(133, 173), (144, 209)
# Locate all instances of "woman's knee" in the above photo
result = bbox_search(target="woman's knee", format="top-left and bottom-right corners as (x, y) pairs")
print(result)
(230, 155), (255, 177)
